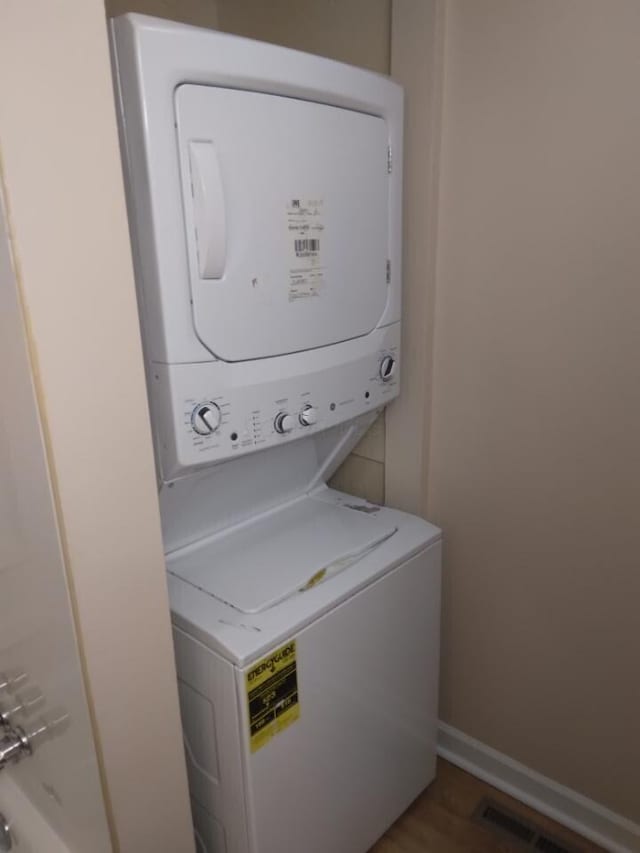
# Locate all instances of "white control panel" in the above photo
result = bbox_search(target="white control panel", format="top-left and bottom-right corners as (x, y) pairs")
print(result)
(151, 325), (399, 480)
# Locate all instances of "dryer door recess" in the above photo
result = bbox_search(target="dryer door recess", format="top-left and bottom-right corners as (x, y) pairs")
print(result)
(175, 85), (390, 362)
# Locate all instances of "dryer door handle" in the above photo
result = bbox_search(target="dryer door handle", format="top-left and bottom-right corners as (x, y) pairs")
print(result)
(188, 140), (227, 279)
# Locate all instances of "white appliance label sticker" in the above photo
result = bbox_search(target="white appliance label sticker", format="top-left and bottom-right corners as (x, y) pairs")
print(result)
(287, 198), (325, 300)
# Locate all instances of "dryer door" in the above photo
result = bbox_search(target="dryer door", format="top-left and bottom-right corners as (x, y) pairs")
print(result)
(175, 85), (390, 362)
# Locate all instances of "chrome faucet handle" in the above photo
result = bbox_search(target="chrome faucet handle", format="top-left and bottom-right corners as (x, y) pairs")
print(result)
(0, 727), (31, 771)
(0, 688), (43, 730)
(0, 673), (27, 695)
(0, 708), (69, 774)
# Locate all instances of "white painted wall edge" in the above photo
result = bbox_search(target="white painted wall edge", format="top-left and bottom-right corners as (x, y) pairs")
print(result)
(438, 723), (640, 853)
(385, 0), (445, 516)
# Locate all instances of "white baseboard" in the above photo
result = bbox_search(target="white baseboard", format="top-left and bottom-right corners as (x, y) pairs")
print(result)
(437, 722), (640, 853)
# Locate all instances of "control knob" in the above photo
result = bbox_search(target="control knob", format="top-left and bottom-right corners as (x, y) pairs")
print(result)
(274, 412), (295, 434)
(379, 355), (396, 382)
(191, 402), (221, 436)
(299, 405), (318, 427)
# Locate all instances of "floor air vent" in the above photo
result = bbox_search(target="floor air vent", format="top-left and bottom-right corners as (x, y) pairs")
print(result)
(480, 804), (536, 842)
(534, 838), (574, 853)
(473, 798), (581, 852)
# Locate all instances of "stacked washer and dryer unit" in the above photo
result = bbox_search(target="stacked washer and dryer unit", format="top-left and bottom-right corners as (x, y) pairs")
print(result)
(111, 15), (441, 853)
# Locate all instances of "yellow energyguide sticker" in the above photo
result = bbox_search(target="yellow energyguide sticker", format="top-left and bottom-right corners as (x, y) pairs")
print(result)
(245, 640), (300, 753)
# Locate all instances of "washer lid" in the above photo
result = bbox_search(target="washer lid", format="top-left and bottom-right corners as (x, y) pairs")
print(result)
(166, 496), (397, 614)
(175, 84), (390, 362)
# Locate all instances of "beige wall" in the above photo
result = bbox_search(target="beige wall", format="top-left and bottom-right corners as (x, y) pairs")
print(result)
(429, 0), (640, 822)
(106, 0), (390, 78)
(216, 0), (390, 74)
(0, 2), (193, 849)
(106, 0), (218, 28)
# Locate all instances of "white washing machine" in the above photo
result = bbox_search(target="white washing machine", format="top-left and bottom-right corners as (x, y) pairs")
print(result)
(111, 15), (441, 853)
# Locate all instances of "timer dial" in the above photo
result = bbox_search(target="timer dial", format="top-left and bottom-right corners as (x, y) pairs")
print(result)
(299, 405), (318, 427)
(191, 402), (221, 435)
(379, 355), (396, 382)
(274, 412), (295, 434)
